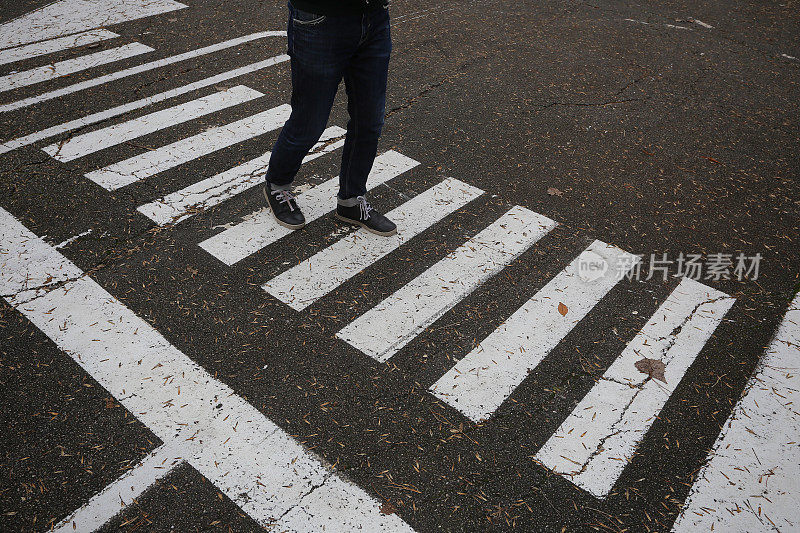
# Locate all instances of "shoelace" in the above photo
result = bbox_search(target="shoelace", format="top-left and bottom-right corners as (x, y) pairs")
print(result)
(357, 195), (373, 220)
(271, 189), (297, 212)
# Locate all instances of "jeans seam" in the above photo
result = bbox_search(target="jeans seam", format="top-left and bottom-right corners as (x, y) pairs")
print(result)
(342, 75), (359, 200)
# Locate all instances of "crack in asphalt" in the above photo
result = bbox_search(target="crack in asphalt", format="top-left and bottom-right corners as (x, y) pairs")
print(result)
(271, 470), (335, 523)
(565, 294), (732, 475)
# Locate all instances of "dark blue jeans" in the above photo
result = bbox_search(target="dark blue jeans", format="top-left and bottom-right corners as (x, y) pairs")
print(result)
(265, 3), (391, 203)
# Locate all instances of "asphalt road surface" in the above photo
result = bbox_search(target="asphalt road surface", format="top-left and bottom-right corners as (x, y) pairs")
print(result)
(1, 0), (799, 532)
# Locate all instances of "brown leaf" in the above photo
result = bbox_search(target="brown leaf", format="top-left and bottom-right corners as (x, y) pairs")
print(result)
(634, 358), (667, 383)
(380, 501), (397, 515)
(547, 187), (564, 197)
(557, 302), (568, 316)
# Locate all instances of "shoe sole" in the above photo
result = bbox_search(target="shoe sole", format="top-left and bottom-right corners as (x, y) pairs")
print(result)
(335, 213), (398, 236)
(263, 186), (305, 230)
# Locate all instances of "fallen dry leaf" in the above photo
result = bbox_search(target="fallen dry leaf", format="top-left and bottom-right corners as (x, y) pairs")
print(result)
(380, 501), (397, 515)
(635, 358), (667, 383)
(558, 302), (568, 316)
(547, 187), (564, 197)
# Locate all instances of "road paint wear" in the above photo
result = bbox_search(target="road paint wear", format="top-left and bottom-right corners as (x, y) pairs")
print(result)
(535, 277), (735, 498)
(0, 32), (285, 113)
(430, 240), (639, 422)
(42, 85), (263, 161)
(672, 291), (799, 532)
(0, 207), (416, 532)
(0, 54), (289, 154)
(0, 30), (119, 66)
(85, 104), (292, 190)
(0, 42), (154, 93)
(0, 0), (186, 49)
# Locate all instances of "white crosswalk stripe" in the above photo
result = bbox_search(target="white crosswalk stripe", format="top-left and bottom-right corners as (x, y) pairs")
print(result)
(263, 178), (484, 310)
(0, 54), (289, 155)
(42, 85), (263, 161)
(0, 0), (186, 50)
(85, 104), (292, 190)
(0, 29), (119, 67)
(199, 150), (419, 265)
(672, 291), (798, 532)
(136, 126), (346, 225)
(51, 444), (184, 533)
(534, 277), (735, 498)
(430, 240), (639, 422)
(0, 42), (154, 93)
(337, 205), (557, 362)
(0, 207), (415, 533)
(0, 31), (285, 113)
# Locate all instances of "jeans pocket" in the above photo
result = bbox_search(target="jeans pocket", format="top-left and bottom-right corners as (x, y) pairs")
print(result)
(292, 8), (326, 26)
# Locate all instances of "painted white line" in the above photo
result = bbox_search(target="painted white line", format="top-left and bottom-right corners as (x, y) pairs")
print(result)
(535, 277), (735, 498)
(199, 149), (419, 265)
(263, 178), (484, 311)
(85, 104), (292, 190)
(136, 126), (345, 225)
(672, 292), (799, 532)
(0, 56), (287, 155)
(0, 31), (286, 113)
(0, 0), (186, 50)
(54, 228), (92, 249)
(692, 19), (714, 29)
(42, 85), (263, 161)
(0, 207), (415, 532)
(430, 240), (639, 422)
(51, 444), (184, 533)
(0, 29), (119, 67)
(0, 54), (289, 155)
(0, 42), (153, 93)
(337, 206), (557, 362)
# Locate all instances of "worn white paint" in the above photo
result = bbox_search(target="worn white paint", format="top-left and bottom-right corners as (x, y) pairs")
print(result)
(0, 32), (286, 113)
(51, 444), (184, 533)
(136, 126), (345, 225)
(0, 0), (186, 50)
(430, 240), (639, 422)
(85, 104), (292, 190)
(0, 29), (119, 67)
(692, 19), (714, 29)
(338, 206), (557, 362)
(199, 150), (419, 265)
(263, 178), (484, 311)
(0, 54), (289, 155)
(535, 277), (735, 498)
(0, 206), (416, 532)
(0, 42), (153, 93)
(42, 85), (263, 161)
(54, 228), (93, 249)
(672, 292), (799, 532)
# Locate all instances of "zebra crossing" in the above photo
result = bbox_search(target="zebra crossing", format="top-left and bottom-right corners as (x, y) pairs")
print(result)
(0, 29), (120, 66)
(1, 7), (772, 531)
(0, 42), (154, 92)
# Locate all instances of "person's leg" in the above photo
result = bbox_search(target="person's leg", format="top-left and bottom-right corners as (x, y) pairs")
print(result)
(337, 7), (391, 203)
(265, 4), (356, 190)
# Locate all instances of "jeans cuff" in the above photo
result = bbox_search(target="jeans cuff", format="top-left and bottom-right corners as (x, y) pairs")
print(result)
(337, 195), (363, 207)
(266, 179), (293, 192)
